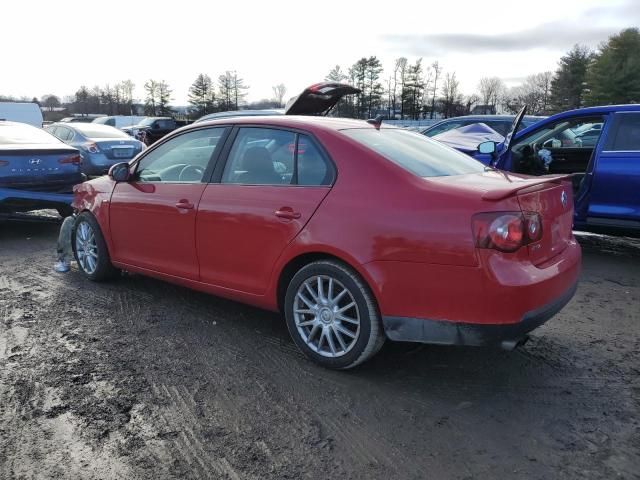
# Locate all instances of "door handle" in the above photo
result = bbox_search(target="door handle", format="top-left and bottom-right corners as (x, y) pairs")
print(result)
(175, 200), (194, 210)
(275, 208), (301, 220)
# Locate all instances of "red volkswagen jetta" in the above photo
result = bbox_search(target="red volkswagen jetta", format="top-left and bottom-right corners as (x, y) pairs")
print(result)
(71, 115), (581, 369)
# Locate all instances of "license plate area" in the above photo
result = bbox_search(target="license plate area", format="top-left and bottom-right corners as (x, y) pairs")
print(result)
(112, 147), (134, 158)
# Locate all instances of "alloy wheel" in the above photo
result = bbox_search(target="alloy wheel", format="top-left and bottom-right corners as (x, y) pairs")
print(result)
(75, 221), (98, 274)
(293, 275), (361, 357)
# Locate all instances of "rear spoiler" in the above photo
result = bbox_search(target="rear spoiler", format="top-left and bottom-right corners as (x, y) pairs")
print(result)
(482, 174), (573, 201)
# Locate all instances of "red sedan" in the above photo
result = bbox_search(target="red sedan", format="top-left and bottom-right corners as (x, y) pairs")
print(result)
(71, 115), (581, 369)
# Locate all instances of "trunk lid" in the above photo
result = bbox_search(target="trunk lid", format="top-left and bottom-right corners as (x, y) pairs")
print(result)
(0, 144), (80, 188)
(517, 181), (574, 265)
(428, 170), (574, 265)
(284, 82), (361, 115)
(92, 138), (143, 160)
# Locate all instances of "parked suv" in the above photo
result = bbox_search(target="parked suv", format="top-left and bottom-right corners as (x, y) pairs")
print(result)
(121, 117), (189, 144)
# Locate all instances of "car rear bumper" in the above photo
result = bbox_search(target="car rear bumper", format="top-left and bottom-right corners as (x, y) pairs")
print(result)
(0, 187), (73, 213)
(364, 238), (581, 343)
(382, 279), (578, 348)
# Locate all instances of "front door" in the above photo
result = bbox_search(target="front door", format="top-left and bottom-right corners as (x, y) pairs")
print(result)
(109, 127), (227, 279)
(196, 127), (334, 294)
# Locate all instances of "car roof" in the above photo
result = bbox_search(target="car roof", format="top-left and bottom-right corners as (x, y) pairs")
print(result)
(514, 104), (640, 139)
(186, 115), (387, 134)
(434, 115), (545, 122)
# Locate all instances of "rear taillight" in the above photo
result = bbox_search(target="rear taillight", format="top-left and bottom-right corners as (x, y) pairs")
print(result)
(59, 154), (81, 165)
(0, 160), (8, 167)
(473, 212), (543, 253)
(84, 142), (99, 153)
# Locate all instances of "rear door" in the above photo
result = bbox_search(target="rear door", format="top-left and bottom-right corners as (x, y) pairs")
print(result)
(109, 127), (228, 279)
(196, 126), (334, 294)
(586, 112), (640, 228)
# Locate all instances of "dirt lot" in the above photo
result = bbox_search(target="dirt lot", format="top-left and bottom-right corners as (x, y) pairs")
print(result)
(0, 214), (638, 480)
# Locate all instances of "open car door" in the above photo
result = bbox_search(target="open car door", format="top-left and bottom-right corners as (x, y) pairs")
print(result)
(285, 82), (361, 116)
(502, 106), (528, 153)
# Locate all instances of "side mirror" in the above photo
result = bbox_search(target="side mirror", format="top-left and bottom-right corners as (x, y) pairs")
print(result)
(478, 141), (496, 154)
(109, 162), (131, 182)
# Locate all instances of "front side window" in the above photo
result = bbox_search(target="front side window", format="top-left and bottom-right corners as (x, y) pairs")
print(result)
(136, 127), (225, 183)
(604, 113), (640, 151)
(222, 128), (295, 185)
(510, 116), (604, 175)
(343, 128), (485, 177)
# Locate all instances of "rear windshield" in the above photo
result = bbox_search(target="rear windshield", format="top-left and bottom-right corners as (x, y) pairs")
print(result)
(342, 128), (485, 177)
(0, 123), (60, 144)
(73, 124), (130, 139)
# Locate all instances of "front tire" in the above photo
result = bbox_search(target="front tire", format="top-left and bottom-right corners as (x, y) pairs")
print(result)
(284, 260), (385, 369)
(72, 212), (119, 281)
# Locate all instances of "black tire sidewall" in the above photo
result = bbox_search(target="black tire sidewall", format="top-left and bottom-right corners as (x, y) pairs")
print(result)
(284, 261), (376, 370)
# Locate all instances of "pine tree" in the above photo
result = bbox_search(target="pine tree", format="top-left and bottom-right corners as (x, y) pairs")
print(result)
(584, 28), (640, 106)
(549, 45), (593, 111)
(188, 73), (215, 117)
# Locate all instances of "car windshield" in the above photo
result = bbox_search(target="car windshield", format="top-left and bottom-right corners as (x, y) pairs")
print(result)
(0, 123), (60, 144)
(73, 124), (130, 139)
(343, 128), (486, 177)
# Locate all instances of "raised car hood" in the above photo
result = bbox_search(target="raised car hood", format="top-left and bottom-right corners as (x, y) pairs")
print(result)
(433, 123), (504, 153)
(285, 82), (361, 115)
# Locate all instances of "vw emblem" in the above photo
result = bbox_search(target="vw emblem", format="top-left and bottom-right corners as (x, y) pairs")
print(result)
(561, 190), (568, 208)
(29, 158), (41, 165)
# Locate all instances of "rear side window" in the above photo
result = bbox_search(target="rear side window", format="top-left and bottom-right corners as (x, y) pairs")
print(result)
(343, 128), (485, 177)
(297, 134), (334, 186)
(604, 113), (640, 151)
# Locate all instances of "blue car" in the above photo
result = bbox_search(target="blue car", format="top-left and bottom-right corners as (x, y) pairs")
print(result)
(471, 105), (640, 234)
(0, 121), (82, 217)
(45, 122), (145, 176)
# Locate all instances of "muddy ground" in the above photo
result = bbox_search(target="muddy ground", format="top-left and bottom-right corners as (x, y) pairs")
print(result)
(0, 214), (638, 479)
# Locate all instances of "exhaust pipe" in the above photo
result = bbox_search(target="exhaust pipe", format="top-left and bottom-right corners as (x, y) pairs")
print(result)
(500, 335), (530, 351)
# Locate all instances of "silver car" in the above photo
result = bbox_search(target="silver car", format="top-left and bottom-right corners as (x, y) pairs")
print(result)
(45, 123), (145, 176)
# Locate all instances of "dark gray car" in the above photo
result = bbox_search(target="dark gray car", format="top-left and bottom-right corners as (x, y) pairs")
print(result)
(45, 123), (145, 176)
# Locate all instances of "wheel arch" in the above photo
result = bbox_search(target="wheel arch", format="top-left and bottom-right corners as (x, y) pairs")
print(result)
(274, 249), (381, 314)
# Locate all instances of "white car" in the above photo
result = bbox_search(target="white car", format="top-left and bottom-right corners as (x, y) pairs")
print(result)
(93, 115), (146, 129)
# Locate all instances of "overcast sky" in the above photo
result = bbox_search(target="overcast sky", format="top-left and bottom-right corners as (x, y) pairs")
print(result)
(2, 0), (637, 105)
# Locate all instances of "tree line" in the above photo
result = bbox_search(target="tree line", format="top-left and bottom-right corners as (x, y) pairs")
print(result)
(2, 28), (637, 120)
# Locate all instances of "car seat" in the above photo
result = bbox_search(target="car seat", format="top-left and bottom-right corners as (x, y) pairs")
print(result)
(237, 146), (282, 185)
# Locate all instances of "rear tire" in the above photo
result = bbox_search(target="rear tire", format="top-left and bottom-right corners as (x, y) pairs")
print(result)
(284, 260), (385, 369)
(72, 212), (119, 281)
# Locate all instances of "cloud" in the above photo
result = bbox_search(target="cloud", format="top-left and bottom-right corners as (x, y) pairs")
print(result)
(381, 2), (637, 56)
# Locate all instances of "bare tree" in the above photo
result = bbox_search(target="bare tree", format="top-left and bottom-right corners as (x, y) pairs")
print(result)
(42, 94), (60, 112)
(429, 61), (442, 119)
(504, 72), (554, 115)
(144, 80), (159, 115)
(272, 84), (287, 107)
(440, 72), (461, 118)
(477, 77), (506, 113)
